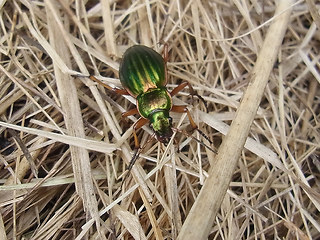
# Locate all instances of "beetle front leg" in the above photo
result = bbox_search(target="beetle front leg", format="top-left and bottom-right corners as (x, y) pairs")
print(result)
(132, 118), (149, 149)
(122, 121), (154, 186)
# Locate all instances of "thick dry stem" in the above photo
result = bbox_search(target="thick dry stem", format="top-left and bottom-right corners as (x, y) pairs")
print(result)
(177, 1), (295, 239)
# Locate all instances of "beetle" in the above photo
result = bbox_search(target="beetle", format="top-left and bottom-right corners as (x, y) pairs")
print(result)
(90, 44), (207, 149)
(88, 45), (215, 180)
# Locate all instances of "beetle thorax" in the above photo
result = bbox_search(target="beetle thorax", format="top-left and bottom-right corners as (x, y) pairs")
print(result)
(136, 87), (172, 119)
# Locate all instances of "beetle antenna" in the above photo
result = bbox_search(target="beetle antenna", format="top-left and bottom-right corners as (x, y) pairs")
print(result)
(172, 127), (216, 153)
(196, 128), (213, 146)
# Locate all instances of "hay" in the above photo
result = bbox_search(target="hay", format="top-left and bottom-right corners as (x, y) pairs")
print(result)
(0, 0), (319, 239)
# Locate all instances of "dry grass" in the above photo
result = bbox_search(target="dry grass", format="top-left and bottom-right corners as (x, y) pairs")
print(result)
(0, 0), (319, 239)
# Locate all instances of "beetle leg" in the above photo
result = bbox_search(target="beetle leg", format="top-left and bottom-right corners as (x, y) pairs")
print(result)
(89, 75), (129, 95)
(171, 105), (213, 145)
(170, 81), (189, 97)
(171, 105), (198, 130)
(120, 108), (139, 127)
(121, 133), (155, 188)
(132, 118), (149, 149)
(122, 108), (139, 118)
(170, 81), (208, 112)
(170, 81), (198, 97)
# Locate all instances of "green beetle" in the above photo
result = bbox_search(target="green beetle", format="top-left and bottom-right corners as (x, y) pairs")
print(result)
(90, 44), (205, 148)
(120, 45), (173, 144)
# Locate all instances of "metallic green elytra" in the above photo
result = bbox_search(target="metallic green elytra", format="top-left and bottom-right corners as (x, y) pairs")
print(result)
(119, 45), (173, 143)
(119, 45), (166, 97)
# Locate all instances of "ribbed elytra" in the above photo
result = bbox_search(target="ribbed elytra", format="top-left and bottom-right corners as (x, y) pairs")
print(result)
(119, 45), (166, 97)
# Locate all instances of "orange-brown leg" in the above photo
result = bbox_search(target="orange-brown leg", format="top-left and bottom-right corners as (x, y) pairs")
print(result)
(89, 75), (129, 95)
(170, 81), (192, 97)
(120, 108), (140, 127)
(122, 108), (139, 118)
(132, 118), (149, 149)
(122, 129), (155, 187)
(171, 105), (197, 130)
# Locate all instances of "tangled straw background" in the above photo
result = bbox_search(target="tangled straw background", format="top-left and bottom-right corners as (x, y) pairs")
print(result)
(0, 0), (319, 239)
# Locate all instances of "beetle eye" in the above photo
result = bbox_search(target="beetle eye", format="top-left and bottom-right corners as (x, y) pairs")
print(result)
(168, 117), (172, 124)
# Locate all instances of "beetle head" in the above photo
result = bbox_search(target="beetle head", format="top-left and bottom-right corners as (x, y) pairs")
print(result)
(149, 111), (173, 144)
